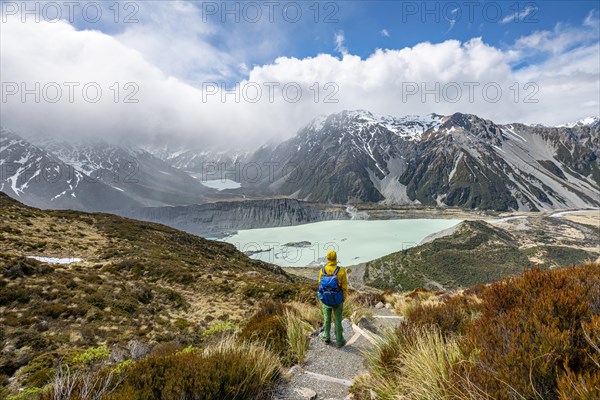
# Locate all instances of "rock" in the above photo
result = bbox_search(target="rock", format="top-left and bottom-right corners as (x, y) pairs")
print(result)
(294, 387), (317, 400)
(244, 249), (272, 256)
(288, 365), (303, 375)
(245, 270), (261, 278)
(123, 198), (348, 236)
(342, 318), (351, 330)
(375, 302), (384, 309)
(283, 365), (304, 380)
(283, 241), (312, 248)
(385, 302), (392, 309)
(3, 344), (15, 353)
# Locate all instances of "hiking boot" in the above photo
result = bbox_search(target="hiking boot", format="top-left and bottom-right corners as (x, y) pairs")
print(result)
(321, 335), (331, 344)
(335, 339), (346, 348)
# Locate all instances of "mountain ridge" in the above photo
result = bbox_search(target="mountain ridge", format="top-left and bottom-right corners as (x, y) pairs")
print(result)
(245, 110), (600, 211)
(0, 128), (231, 211)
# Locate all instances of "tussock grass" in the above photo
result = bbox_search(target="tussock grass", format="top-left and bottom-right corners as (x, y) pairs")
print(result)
(394, 295), (416, 317)
(343, 294), (373, 323)
(102, 335), (280, 400)
(202, 335), (281, 388)
(281, 309), (311, 364)
(289, 301), (322, 328)
(354, 325), (473, 400)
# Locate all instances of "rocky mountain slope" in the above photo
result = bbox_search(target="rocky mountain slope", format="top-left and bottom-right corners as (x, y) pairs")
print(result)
(247, 111), (600, 211)
(121, 198), (349, 237)
(0, 128), (225, 211)
(0, 129), (140, 211)
(4, 111), (598, 214)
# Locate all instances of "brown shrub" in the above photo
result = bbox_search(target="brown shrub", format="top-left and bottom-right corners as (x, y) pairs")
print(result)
(406, 294), (482, 336)
(353, 291), (385, 307)
(463, 263), (600, 399)
(105, 339), (279, 400)
(240, 300), (300, 366)
(241, 315), (288, 363)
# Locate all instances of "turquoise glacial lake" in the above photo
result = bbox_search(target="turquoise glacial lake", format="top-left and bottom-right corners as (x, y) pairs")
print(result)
(222, 219), (462, 267)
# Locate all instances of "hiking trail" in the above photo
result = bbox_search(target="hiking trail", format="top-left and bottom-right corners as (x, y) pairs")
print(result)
(273, 306), (404, 400)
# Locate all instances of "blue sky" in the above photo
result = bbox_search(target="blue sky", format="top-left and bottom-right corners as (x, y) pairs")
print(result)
(1, 1), (599, 146)
(60, 1), (600, 81)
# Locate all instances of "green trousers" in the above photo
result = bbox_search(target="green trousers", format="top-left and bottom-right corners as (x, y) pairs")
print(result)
(322, 302), (344, 344)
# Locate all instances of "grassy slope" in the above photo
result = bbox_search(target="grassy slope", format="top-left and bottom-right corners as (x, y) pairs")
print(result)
(364, 220), (598, 291)
(0, 193), (313, 387)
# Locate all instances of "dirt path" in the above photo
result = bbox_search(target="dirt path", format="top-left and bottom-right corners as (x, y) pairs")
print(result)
(273, 308), (403, 400)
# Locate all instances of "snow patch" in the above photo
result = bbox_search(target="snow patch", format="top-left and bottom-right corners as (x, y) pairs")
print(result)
(28, 256), (82, 264)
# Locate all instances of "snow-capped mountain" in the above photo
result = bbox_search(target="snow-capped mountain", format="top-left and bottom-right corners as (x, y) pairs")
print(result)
(557, 116), (600, 129)
(29, 137), (217, 206)
(0, 128), (221, 211)
(143, 144), (249, 174)
(247, 110), (600, 211)
(0, 128), (140, 211)
(3, 111), (598, 213)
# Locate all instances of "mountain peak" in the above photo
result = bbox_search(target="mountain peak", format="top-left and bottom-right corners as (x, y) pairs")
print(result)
(556, 116), (600, 128)
(303, 110), (445, 140)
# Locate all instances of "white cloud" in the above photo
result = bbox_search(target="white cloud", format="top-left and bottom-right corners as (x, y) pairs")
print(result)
(334, 30), (348, 56)
(0, 10), (598, 150)
(444, 8), (459, 33)
(506, 11), (599, 66)
(501, 5), (537, 24)
(584, 9), (599, 27)
(380, 29), (390, 38)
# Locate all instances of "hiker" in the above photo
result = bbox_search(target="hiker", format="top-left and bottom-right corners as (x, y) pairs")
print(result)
(318, 249), (348, 348)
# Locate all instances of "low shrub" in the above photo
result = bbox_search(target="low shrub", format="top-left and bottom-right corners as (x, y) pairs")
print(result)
(106, 337), (280, 400)
(406, 294), (482, 336)
(240, 306), (289, 364)
(201, 321), (238, 340)
(71, 345), (110, 367)
(37, 303), (69, 318)
(352, 263), (600, 400)
(463, 263), (600, 399)
(352, 291), (385, 307)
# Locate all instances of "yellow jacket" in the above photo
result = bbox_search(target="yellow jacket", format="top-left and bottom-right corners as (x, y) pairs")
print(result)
(318, 261), (349, 301)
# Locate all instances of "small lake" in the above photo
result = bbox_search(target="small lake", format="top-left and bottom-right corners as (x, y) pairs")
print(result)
(196, 178), (241, 190)
(222, 219), (462, 267)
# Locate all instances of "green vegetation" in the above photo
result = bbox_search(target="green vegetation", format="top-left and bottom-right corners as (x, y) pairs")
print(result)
(0, 193), (315, 397)
(355, 325), (469, 400)
(365, 219), (597, 291)
(281, 309), (311, 364)
(365, 220), (532, 290)
(352, 262), (600, 399)
(102, 337), (280, 400)
(523, 245), (597, 267)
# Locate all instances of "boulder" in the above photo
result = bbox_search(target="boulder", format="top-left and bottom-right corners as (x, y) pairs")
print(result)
(294, 387), (317, 400)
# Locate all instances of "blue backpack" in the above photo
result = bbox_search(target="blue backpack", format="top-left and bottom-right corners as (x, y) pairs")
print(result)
(318, 266), (344, 306)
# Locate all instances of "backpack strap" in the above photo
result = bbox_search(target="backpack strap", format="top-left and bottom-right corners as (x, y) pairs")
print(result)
(322, 266), (327, 276)
(333, 266), (340, 275)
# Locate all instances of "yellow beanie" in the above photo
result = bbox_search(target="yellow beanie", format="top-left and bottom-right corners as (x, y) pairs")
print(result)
(326, 250), (337, 262)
